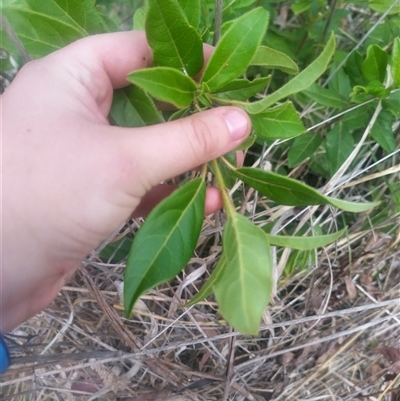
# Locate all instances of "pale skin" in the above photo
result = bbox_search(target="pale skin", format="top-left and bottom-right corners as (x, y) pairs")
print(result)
(1, 31), (251, 333)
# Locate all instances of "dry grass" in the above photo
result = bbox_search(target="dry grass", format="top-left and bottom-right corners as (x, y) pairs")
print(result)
(1, 210), (399, 400)
(1, 2), (400, 400)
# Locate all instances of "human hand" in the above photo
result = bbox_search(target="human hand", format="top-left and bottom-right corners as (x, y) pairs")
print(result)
(1, 31), (251, 332)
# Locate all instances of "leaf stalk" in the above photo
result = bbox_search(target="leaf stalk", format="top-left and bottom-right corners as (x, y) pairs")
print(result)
(211, 159), (236, 217)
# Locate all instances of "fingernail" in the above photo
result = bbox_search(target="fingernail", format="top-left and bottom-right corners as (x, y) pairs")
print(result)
(223, 109), (249, 141)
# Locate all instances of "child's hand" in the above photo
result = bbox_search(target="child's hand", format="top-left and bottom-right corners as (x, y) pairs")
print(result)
(1, 31), (250, 331)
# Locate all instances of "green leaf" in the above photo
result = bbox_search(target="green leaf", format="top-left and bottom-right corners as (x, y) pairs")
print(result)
(365, 20), (392, 49)
(201, 7), (269, 91)
(371, 111), (396, 152)
(292, 0), (313, 15)
(369, 0), (400, 14)
(350, 81), (390, 103)
(233, 167), (379, 212)
(382, 90), (400, 117)
(391, 37), (400, 88)
(362, 45), (388, 83)
(325, 124), (354, 175)
(1, 7), (85, 57)
(27, 0), (108, 35)
(265, 228), (346, 250)
(234, 131), (257, 151)
(284, 249), (314, 276)
(100, 236), (132, 263)
(214, 213), (273, 335)
(251, 101), (306, 139)
(303, 83), (348, 108)
(212, 77), (270, 101)
(145, 0), (203, 77)
(244, 33), (336, 114)
(329, 64), (352, 98)
(250, 46), (299, 74)
(288, 132), (323, 167)
(345, 51), (366, 86)
(1, 0), (29, 6)
(185, 256), (227, 306)
(327, 195), (381, 214)
(127, 67), (198, 108)
(176, 0), (201, 28)
(309, 153), (330, 178)
(0, 27), (20, 56)
(168, 107), (191, 122)
(201, 27), (210, 43)
(110, 86), (164, 128)
(341, 103), (369, 130)
(133, 6), (147, 30)
(124, 178), (206, 316)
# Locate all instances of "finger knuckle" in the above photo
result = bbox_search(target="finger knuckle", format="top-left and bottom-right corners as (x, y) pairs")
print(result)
(187, 117), (217, 163)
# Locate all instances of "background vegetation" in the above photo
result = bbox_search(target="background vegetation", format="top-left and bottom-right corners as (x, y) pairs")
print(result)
(1, 0), (399, 399)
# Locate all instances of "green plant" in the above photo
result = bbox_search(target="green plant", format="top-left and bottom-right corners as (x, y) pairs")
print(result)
(119, 1), (381, 335)
(2, 0), (398, 336)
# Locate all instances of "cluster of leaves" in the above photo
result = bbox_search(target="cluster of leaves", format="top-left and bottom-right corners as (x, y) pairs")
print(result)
(285, 1), (400, 177)
(1, 0), (398, 335)
(118, 0), (381, 335)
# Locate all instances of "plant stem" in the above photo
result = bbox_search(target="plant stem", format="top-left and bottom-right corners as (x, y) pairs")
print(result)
(211, 159), (236, 218)
(213, 0), (223, 46)
(322, 0), (338, 44)
(220, 156), (236, 170)
(209, 95), (248, 108)
(200, 163), (208, 180)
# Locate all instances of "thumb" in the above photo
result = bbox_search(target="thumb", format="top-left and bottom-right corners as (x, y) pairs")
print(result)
(113, 106), (251, 186)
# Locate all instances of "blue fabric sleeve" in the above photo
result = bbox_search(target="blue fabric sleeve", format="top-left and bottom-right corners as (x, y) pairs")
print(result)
(0, 335), (10, 374)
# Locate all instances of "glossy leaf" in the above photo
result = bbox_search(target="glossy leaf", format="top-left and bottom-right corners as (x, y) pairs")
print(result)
(265, 228), (346, 250)
(245, 33), (336, 114)
(326, 124), (354, 175)
(251, 101), (306, 139)
(124, 179), (206, 316)
(127, 67), (198, 108)
(362, 45), (388, 83)
(251, 46), (299, 74)
(185, 256), (227, 306)
(110, 86), (164, 128)
(177, 0), (201, 28)
(213, 77), (270, 101)
(391, 37), (400, 88)
(214, 213), (273, 335)
(288, 132), (323, 168)
(233, 167), (379, 212)
(201, 7), (269, 91)
(303, 83), (348, 108)
(371, 111), (396, 153)
(145, 0), (203, 77)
